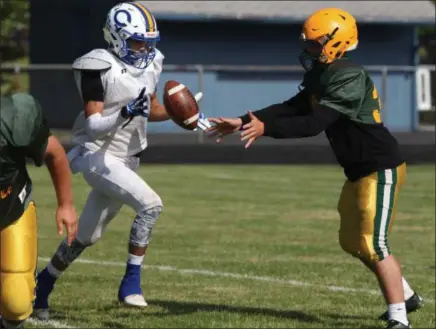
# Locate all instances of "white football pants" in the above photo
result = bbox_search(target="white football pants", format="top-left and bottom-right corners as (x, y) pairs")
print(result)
(69, 147), (163, 246)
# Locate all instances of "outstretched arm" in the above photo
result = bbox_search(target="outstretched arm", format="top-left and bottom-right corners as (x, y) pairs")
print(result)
(240, 71), (365, 147)
(207, 91), (311, 142)
(239, 91), (308, 127)
(247, 103), (340, 139)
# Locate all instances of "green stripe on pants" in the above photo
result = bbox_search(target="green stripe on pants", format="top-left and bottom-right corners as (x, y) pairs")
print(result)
(373, 168), (397, 260)
(384, 168), (398, 255)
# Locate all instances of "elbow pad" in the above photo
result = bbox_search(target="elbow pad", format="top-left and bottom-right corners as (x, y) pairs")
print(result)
(84, 112), (124, 141)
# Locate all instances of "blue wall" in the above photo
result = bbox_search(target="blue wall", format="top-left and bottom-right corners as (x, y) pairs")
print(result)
(29, 2), (418, 132)
(157, 20), (416, 66)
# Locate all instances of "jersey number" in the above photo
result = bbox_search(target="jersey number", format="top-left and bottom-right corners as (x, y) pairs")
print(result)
(372, 86), (382, 123)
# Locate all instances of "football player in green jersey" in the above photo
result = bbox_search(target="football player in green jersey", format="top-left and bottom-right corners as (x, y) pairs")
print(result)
(0, 93), (78, 329)
(207, 8), (423, 329)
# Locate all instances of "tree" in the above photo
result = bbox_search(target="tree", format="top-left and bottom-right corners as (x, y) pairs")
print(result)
(417, 0), (435, 124)
(417, 0), (436, 64)
(0, 0), (29, 62)
(0, 0), (29, 94)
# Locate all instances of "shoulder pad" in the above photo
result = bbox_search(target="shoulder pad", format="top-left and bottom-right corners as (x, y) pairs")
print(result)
(11, 93), (42, 117)
(151, 48), (164, 73)
(72, 50), (113, 71)
(72, 56), (111, 71)
(154, 48), (165, 63)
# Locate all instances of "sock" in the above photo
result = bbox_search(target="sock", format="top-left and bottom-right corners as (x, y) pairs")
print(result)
(47, 261), (64, 278)
(388, 302), (409, 325)
(119, 255), (144, 299)
(34, 264), (60, 308)
(38, 264), (58, 287)
(402, 277), (415, 300)
(127, 254), (144, 266)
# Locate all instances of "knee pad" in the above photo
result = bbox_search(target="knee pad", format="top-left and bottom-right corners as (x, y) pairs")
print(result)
(148, 193), (163, 211)
(0, 271), (34, 322)
(338, 230), (360, 258)
(55, 239), (87, 267)
(339, 231), (390, 264)
(0, 203), (37, 322)
(129, 206), (162, 247)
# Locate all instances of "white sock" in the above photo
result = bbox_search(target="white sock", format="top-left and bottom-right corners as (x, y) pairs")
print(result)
(47, 261), (63, 278)
(127, 254), (144, 266)
(402, 277), (415, 300)
(388, 302), (409, 325)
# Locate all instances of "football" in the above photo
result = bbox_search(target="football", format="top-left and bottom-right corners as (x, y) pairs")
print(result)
(163, 80), (199, 130)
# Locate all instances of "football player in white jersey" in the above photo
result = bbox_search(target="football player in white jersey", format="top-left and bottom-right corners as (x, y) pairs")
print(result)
(33, 2), (210, 320)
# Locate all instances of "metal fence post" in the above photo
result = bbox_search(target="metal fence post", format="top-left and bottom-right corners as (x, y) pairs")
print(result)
(196, 64), (205, 144)
(381, 66), (388, 124)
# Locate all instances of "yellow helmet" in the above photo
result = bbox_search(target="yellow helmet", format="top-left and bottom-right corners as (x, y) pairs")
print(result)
(299, 8), (359, 70)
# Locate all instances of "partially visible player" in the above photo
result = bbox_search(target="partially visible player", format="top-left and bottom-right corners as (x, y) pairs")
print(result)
(0, 93), (78, 329)
(33, 2), (209, 320)
(207, 8), (423, 329)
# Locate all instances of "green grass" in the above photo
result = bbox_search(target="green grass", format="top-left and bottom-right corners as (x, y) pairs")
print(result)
(26, 164), (435, 328)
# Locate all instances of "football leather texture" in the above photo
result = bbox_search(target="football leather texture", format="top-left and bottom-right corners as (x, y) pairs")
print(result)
(163, 80), (199, 130)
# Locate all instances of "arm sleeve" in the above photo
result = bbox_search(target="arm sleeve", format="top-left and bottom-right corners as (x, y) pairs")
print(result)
(78, 70), (127, 140)
(239, 90), (309, 126)
(80, 70), (105, 102)
(85, 111), (126, 141)
(262, 104), (340, 139)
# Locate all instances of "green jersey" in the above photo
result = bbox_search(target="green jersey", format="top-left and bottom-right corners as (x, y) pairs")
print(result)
(300, 58), (403, 180)
(0, 93), (50, 229)
(302, 58), (382, 124)
(243, 57), (404, 181)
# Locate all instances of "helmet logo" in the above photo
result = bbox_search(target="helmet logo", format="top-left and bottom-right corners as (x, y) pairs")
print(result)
(114, 9), (132, 28)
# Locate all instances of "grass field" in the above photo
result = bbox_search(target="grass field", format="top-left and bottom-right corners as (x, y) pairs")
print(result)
(26, 164), (435, 328)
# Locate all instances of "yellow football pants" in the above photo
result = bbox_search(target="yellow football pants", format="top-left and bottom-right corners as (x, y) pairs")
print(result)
(0, 202), (37, 322)
(338, 163), (406, 263)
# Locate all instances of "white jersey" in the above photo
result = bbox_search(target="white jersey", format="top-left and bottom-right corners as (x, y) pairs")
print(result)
(71, 48), (164, 157)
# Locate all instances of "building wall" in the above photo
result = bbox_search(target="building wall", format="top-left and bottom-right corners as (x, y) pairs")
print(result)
(29, 1), (418, 132)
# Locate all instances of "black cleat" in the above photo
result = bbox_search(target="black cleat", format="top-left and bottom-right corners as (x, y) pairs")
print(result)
(379, 293), (424, 321)
(385, 320), (411, 328)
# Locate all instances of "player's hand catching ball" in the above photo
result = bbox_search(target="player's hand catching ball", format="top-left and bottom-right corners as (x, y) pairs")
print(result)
(240, 111), (264, 148)
(207, 117), (242, 142)
(207, 111), (264, 148)
(192, 92), (212, 132)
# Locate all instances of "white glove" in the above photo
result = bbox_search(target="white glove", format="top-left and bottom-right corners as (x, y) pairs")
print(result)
(194, 92), (203, 103)
(193, 92), (211, 132)
(196, 113), (212, 131)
